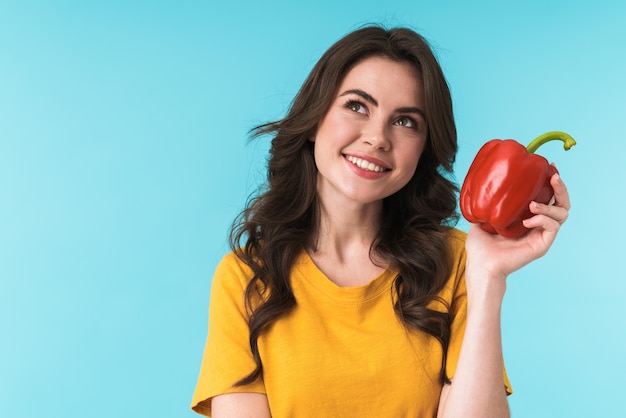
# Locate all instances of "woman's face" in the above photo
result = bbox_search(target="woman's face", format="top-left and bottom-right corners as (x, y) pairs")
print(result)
(311, 56), (427, 208)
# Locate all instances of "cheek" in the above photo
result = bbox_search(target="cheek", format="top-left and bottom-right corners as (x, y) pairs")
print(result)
(401, 142), (426, 170)
(316, 113), (358, 144)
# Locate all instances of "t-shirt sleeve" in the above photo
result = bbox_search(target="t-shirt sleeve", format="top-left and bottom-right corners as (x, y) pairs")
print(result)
(443, 231), (513, 395)
(191, 253), (266, 417)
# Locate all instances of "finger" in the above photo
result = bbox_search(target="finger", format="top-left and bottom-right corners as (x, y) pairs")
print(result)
(550, 172), (571, 211)
(523, 214), (561, 253)
(523, 212), (562, 233)
(530, 200), (569, 224)
(521, 215), (560, 257)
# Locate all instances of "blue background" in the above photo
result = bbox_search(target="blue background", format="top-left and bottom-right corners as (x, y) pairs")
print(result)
(1, 1), (623, 417)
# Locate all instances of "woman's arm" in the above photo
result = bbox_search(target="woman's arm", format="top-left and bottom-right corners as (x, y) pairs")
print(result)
(437, 262), (510, 418)
(212, 393), (272, 418)
(437, 173), (570, 418)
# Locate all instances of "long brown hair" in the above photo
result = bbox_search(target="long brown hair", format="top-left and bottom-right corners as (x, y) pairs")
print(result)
(230, 25), (458, 386)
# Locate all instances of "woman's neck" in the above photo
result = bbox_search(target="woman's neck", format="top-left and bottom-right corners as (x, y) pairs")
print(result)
(309, 192), (385, 266)
(307, 199), (387, 286)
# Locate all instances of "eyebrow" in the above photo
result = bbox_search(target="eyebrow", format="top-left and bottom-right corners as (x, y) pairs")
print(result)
(339, 88), (426, 119)
(340, 89), (378, 106)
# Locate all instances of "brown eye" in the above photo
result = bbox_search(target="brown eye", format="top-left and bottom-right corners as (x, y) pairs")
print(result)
(395, 116), (417, 129)
(345, 100), (366, 114)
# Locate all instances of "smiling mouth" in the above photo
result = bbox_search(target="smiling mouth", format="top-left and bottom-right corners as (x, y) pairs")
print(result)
(344, 155), (389, 172)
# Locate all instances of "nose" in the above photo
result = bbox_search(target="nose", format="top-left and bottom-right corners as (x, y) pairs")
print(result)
(363, 120), (390, 151)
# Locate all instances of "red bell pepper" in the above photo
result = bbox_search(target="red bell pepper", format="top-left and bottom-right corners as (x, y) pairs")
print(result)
(460, 131), (576, 238)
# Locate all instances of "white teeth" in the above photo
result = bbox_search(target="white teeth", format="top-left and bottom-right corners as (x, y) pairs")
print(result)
(345, 155), (386, 172)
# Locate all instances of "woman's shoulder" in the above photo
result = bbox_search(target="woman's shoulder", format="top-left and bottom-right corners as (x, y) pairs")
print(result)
(444, 228), (468, 285)
(212, 250), (257, 290)
(446, 227), (467, 252)
(219, 250), (251, 268)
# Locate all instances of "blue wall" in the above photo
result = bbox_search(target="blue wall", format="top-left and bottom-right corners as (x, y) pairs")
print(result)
(1, 1), (623, 416)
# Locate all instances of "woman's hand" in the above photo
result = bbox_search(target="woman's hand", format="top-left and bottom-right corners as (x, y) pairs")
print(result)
(465, 171), (571, 281)
(438, 172), (568, 418)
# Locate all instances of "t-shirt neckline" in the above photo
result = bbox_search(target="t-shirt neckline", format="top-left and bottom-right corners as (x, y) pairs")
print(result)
(293, 249), (397, 304)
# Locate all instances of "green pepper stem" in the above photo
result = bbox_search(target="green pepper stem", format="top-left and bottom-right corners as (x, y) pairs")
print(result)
(526, 131), (577, 154)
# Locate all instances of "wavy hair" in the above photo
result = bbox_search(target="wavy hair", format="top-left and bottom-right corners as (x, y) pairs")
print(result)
(230, 25), (459, 386)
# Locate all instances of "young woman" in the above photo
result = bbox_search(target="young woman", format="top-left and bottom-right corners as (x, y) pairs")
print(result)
(191, 26), (570, 418)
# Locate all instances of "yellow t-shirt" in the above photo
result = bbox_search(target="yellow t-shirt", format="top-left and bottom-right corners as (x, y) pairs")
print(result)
(191, 228), (511, 417)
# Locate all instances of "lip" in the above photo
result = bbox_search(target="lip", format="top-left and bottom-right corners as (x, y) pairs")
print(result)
(342, 152), (391, 179)
(343, 152), (392, 170)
